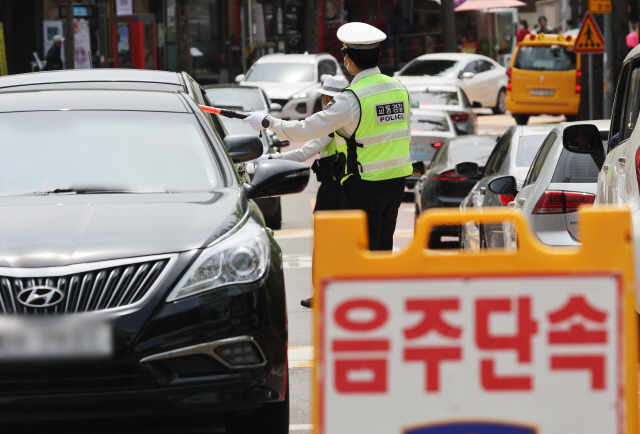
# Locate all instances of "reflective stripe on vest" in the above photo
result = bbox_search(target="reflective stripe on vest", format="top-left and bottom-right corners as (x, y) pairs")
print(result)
(346, 74), (412, 181)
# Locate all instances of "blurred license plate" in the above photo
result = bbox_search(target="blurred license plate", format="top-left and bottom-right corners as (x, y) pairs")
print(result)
(531, 89), (554, 96)
(0, 317), (112, 360)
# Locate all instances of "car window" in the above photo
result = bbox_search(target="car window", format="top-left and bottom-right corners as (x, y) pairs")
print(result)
(514, 134), (548, 167)
(513, 45), (576, 71)
(477, 60), (494, 73)
(0, 111), (222, 196)
(410, 113), (451, 132)
(609, 61), (630, 144)
(462, 61), (479, 74)
(409, 90), (459, 107)
(399, 59), (458, 76)
(620, 63), (640, 142)
(245, 63), (315, 82)
(460, 89), (472, 108)
(449, 142), (494, 164)
(205, 87), (268, 111)
(483, 129), (512, 175)
(551, 149), (601, 183)
(430, 144), (448, 167)
(523, 132), (557, 186)
(318, 59), (337, 77)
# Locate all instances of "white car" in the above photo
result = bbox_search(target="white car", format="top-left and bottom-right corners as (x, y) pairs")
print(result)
(235, 53), (345, 120)
(394, 53), (508, 114)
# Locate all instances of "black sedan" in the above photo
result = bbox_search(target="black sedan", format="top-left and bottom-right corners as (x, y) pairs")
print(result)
(0, 88), (309, 432)
(414, 135), (497, 248)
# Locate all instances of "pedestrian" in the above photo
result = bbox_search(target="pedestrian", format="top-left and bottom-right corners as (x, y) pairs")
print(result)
(516, 20), (531, 43)
(263, 75), (350, 309)
(43, 34), (64, 71)
(627, 22), (639, 49)
(537, 16), (553, 34)
(243, 22), (412, 252)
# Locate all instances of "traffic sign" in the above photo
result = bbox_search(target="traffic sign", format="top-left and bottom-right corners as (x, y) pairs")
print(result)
(574, 12), (605, 53)
(313, 208), (639, 434)
(589, 0), (611, 14)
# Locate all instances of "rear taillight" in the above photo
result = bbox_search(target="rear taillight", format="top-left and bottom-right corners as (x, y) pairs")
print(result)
(532, 191), (595, 214)
(450, 112), (469, 123)
(575, 69), (582, 93)
(507, 67), (512, 92)
(499, 194), (515, 206)
(438, 170), (466, 181)
(432, 142), (443, 148)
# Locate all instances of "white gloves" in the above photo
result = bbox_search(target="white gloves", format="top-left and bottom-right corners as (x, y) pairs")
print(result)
(243, 112), (268, 131)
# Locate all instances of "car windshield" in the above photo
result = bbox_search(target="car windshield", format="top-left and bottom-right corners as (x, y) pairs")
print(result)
(0, 111), (221, 196)
(205, 87), (267, 111)
(514, 45), (576, 71)
(399, 59), (458, 76)
(245, 63), (315, 82)
(515, 134), (548, 167)
(410, 90), (459, 107)
(410, 113), (450, 132)
(449, 141), (494, 163)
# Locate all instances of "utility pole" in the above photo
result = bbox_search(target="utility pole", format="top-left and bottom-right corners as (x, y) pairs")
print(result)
(176, 0), (191, 74)
(441, 0), (457, 52)
(64, 0), (74, 69)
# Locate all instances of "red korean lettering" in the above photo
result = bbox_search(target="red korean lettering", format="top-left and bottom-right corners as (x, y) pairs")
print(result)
(404, 347), (462, 392)
(550, 355), (605, 390)
(334, 298), (388, 331)
(548, 295), (607, 344)
(404, 298), (461, 340)
(476, 297), (538, 391)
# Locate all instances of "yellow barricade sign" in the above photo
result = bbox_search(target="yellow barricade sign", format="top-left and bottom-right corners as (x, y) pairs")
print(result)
(313, 208), (638, 434)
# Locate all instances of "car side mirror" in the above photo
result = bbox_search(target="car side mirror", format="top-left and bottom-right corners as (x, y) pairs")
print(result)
(562, 124), (605, 170)
(235, 74), (245, 83)
(455, 162), (479, 178)
(223, 134), (264, 163)
(245, 160), (310, 199)
(472, 101), (482, 108)
(488, 175), (517, 197)
(320, 73), (330, 83)
(460, 72), (474, 79)
(269, 102), (282, 113)
(271, 136), (290, 148)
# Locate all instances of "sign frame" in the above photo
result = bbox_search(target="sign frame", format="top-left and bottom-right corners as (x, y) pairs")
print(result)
(312, 208), (639, 434)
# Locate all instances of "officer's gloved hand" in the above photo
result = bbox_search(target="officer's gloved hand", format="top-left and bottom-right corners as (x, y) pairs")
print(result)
(243, 112), (268, 131)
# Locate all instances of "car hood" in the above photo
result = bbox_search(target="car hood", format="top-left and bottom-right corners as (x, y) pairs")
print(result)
(0, 189), (247, 268)
(242, 81), (319, 100)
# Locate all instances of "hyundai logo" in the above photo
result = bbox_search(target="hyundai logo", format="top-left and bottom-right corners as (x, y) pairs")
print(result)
(17, 285), (64, 308)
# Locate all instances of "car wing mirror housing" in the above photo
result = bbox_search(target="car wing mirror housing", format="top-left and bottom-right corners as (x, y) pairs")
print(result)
(562, 124), (605, 170)
(224, 134), (264, 163)
(271, 136), (290, 148)
(269, 102), (282, 113)
(455, 161), (479, 178)
(234, 74), (245, 83)
(488, 175), (517, 197)
(245, 160), (310, 199)
(460, 72), (475, 79)
(472, 101), (482, 108)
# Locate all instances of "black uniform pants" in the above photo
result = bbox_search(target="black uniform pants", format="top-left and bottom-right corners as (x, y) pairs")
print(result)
(313, 179), (342, 211)
(341, 176), (406, 251)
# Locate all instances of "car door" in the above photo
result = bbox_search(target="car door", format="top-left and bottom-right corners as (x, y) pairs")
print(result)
(458, 60), (483, 105)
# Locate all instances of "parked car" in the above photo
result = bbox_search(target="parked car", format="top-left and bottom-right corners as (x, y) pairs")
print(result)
(204, 83), (282, 115)
(407, 83), (478, 135)
(0, 87), (310, 432)
(219, 116), (286, 229)
(500, 120), (609, 247)
(235, 53), (346, 120)
(406, 107), (458, 190)
(507, 33), (580, 125)
(414, 135), (497, 248)
(394, 53), (508, 114)
(0, 68), (229, 138)
(459, 124), (556, 250)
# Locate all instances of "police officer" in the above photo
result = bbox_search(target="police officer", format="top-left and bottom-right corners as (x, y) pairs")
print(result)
(243, 22), (412, 252)
(268, 75), (349, 212)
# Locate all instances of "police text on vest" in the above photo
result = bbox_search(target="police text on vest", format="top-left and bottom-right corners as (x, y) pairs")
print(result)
(375, 101), (406, 125)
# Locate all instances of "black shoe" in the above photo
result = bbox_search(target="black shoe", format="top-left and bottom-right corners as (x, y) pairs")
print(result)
(300, 297), (313, 308)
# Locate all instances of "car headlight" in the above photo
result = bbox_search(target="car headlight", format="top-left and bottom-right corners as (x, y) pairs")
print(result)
(166, 221), (270, 301)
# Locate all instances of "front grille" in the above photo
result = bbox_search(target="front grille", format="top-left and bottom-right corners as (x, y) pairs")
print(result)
(0, 258), (171, 314)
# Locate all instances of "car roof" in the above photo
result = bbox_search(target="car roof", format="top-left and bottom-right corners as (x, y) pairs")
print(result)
(0, 69), (184, 91)
(516, 124), (556, 136)
(555, 118), (610, 132)
(409, 53), (489, 62)
(204, 83), (260, 90)
(252, 53), (331, 64)
(407, 84), (459, 92)
(448, 135), (497, 146)
(0, 89), (190, 113)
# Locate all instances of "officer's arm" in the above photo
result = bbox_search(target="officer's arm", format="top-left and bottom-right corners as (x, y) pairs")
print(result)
(267, 93), (358, 143)
(272, 135), (332, 162)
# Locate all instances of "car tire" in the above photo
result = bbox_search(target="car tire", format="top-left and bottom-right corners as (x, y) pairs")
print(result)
(492, 88), (507, 115)
(513, 114), (529, 125)
(225, 376), (289, 434)
(264, 198), (282, 230)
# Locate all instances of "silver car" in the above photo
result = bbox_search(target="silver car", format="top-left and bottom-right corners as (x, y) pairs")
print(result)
(407, 84), (477, 135)
(503, 120), (610, 247)
(459, 124), (555, 250)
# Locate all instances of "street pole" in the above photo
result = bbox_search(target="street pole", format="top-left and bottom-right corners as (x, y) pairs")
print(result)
(603, 12), (613, 118)
(588, 53), (593, 120)
(64, 0), (74, 69)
